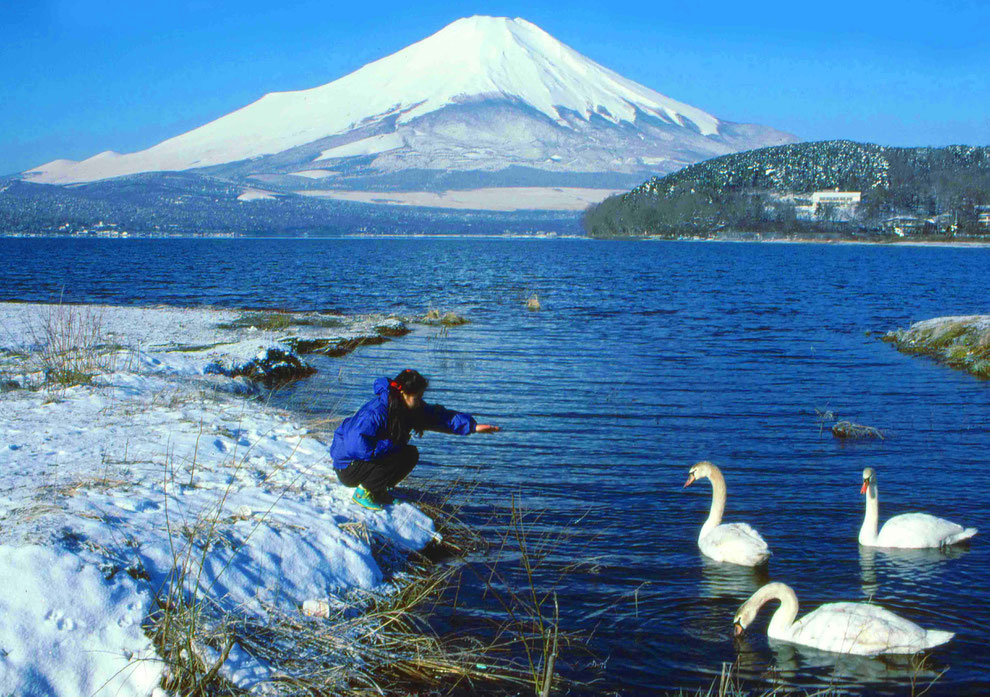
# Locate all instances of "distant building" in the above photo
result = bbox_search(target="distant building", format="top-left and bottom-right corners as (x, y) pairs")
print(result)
(882, 216), (930, 236)
(811, 191), (862, 208)
(804, 190), (861, 221)
(976, 205), (990, 229)
(931, 213), (958, 235)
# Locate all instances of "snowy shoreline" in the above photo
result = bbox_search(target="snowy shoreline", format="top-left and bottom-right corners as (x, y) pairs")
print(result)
(0, 302), (444, 695)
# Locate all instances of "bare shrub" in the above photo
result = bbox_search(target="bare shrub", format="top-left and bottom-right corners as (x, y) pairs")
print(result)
(26, 303), (120, 391)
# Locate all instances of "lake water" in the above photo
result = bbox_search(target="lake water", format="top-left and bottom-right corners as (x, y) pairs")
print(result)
(2, 236), (989, 695)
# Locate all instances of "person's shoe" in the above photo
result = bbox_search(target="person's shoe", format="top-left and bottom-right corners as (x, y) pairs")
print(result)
(352, 485), (384, 511)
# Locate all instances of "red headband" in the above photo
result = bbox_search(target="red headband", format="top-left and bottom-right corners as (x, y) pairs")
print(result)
(389, 381), (403, 392)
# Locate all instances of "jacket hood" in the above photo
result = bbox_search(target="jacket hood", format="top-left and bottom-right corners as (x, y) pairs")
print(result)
(373, 377), (391, 397)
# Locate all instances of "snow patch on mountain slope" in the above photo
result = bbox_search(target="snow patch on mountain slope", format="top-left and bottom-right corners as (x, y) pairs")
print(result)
(237, 187), (278, 201)
(291, 169), (339, 179)
(298, 186), (624, 211)
(318, 132), (406, 160)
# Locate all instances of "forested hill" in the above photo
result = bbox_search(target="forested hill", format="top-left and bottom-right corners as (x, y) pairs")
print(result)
(632, 141), (892, 195)
(583, 140), (990, 238)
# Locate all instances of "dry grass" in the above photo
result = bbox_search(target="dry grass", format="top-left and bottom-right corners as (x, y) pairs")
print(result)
(405, 487), (600, 697)
(362, 480), (578, 696)
(479, 497), (567, 695)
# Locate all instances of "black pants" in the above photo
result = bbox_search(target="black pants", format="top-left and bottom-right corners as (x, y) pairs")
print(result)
(335, 445), (419, 494)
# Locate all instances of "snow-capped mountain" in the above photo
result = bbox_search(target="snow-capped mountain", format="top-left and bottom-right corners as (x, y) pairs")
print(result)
(24, 16), (797, 206)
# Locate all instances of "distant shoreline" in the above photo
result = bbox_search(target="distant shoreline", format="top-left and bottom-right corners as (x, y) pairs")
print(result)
(0, 232), (587, 240)
(649, 236), (990, 248)
(2, 232), (989, 247)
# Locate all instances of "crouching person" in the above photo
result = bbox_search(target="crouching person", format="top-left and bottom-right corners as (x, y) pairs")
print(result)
(330, 369), (500, 510)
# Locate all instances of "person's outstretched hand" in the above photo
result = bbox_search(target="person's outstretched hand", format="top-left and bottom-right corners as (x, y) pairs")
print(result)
(475, 424), (501, 434)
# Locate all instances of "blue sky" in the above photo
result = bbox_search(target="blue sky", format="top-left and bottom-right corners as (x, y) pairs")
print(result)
(3, 0), (988, 176)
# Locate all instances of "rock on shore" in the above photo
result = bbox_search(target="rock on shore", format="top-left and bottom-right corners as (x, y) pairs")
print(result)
(882, 315), (990, 379)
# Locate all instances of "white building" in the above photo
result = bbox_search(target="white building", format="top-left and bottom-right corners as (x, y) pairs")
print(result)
(811, 190), (861, 210)
(976, 205), (990, 229)
(792, 190), (862, 220)
(804, 190), (862, 221)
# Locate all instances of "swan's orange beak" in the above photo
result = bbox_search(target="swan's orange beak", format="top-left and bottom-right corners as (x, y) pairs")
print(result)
(733, 621), (744, 637)
(860, 480), (869, 495)
(683, 474), (696, 488)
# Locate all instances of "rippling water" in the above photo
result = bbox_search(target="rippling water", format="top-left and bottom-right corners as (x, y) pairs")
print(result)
(2, 236), (988, 695)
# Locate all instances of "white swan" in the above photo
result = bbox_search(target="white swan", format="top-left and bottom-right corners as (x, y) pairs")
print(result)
(859, 467), (977, 548)
(683, 461), (770, 567)
(733, 582), (954, 656)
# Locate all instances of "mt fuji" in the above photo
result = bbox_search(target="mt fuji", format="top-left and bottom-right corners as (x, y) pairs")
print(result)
(23, 16), (797, 210)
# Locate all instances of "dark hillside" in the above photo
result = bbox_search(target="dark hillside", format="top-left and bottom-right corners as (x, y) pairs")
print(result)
(0, 175), (578, 236)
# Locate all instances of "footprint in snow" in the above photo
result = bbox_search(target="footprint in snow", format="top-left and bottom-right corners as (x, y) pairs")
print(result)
(44, 609), (76, 631)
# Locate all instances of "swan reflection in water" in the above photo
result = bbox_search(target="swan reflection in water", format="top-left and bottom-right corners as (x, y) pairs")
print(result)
(859, 544), (970, 598)
(765, 640), (945, 688)
(728, 629), (946, 692)
(681, 559), (770, 655)
(700, 556), (769, 599)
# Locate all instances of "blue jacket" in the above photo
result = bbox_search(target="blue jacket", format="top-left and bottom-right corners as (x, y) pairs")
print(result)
(330, 377), (477, 469)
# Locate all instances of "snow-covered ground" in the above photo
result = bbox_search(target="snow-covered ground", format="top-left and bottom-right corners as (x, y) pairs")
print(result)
(298, 186), (626, 211)
(0, 303), (439, 695)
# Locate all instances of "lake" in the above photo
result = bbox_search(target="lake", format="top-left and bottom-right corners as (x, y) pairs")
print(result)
(2, 236), (988, 695)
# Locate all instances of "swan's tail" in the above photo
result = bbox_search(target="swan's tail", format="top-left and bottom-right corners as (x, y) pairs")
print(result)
(923, 630), (954, 650)
(942, 527), (978, 546)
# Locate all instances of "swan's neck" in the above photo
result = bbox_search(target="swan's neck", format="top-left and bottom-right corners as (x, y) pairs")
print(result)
(859, 482), (879, 545)
(754, 582), (800, 639)
(700, 468), (727, 540)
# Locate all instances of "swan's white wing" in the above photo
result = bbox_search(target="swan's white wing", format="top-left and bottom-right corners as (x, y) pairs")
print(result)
(878, 513), (974, 548)
(788, 602), (950, 655)
(699, 523), (770, 566)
